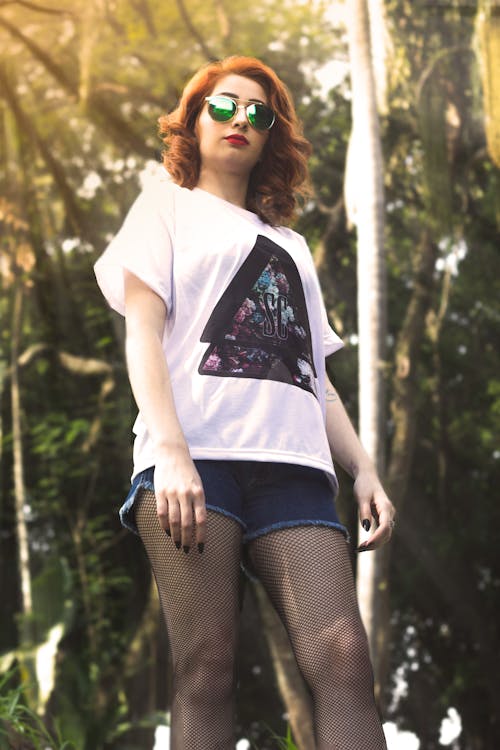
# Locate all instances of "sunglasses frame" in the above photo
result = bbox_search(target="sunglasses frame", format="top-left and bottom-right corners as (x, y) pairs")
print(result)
(204, 95), (276, 132)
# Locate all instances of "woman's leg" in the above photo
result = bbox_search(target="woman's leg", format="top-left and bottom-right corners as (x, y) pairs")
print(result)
(247, 525), (387, 750)
(135, 489), (243, 750)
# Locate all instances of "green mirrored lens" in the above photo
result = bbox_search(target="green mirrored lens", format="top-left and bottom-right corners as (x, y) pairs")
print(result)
(247, 103), (275, 131)
(208, 97), (236, 121)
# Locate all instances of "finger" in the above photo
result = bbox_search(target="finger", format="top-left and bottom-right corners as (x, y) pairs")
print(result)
(155, 492), (170, 533)
(167, 498), (182, 550)
(370, 501), (380, 526)
(356, 529), (385, 551)
(179, 493), (194, 553)
(355, 543), (375, 553)
(192, 491), (207, 552)
(377, 505), (396, 538)
(357, 530), (385, 550)
(358, 499), (373, 533)
(358, 516), (394, 551)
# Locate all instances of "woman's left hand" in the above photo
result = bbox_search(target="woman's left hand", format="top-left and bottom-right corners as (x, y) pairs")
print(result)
(353, 470), (396, 551)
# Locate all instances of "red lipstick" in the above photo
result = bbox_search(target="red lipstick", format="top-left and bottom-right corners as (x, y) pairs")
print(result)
(225, 134), (249, 146)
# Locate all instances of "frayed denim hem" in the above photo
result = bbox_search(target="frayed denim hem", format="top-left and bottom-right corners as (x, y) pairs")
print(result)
(118, 475), (250, 536)
(119, 470), (155, 535)
(240, 520), (350, 582)
(243, 518), (350, 545)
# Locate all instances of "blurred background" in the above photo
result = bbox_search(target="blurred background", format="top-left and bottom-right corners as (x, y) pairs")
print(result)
(1, 1), (499, 749)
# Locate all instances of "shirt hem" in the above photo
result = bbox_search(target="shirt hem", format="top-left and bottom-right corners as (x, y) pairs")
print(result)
(132, 447), (339, 491)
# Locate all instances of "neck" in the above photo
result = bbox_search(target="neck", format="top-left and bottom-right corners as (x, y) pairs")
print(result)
(196, 169), (249, 209)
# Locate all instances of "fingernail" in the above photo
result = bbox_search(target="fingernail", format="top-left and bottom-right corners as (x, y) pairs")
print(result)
(165, 529), (171, 537)
(183, 545), (190, 554)
(198, 543), (204, 554)
(175, 541), (181, 550)
(362, 519), (371, 532)
(355, 545), (372, 553)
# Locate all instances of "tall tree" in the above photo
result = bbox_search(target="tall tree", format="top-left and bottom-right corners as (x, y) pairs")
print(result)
(475, 0), (500, 167)
(2, 208), (35, 645)
(368, 0), (393, 115)
(344, 0), (388, 687)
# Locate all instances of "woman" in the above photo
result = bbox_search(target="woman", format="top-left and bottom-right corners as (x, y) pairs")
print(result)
(94, 55), (395, 750)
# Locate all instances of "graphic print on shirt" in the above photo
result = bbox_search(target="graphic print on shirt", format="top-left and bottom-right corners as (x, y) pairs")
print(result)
(198, 234), (318, 397)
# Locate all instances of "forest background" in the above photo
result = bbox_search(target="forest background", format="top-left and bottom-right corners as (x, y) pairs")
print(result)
(1, 1), (499, 749)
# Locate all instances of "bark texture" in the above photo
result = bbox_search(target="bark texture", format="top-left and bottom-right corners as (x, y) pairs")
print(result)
(345, 0), (387, 674)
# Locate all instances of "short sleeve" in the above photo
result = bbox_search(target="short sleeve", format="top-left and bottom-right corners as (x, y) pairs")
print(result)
(321, 299), (344, 357)
(94, 181), (174, 317)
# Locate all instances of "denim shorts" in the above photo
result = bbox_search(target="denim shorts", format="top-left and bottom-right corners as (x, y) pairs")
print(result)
(119, 459), (349, 544)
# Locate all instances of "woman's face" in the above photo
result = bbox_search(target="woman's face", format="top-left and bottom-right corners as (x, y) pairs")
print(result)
(195, 74), (271, 179)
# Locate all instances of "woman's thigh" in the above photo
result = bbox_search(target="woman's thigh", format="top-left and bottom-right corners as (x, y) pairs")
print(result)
(134, 488), (244, 655)
(247, 525), (367, 668)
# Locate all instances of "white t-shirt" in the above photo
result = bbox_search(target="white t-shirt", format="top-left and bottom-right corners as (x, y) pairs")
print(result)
(94, 171), (344, 488)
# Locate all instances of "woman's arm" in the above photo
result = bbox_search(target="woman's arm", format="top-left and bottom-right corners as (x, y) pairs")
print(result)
(324, 369), (395, 550)
(124, 270), (206, 552)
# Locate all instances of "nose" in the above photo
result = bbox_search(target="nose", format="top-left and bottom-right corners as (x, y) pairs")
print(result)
(232, 104), (248, 128)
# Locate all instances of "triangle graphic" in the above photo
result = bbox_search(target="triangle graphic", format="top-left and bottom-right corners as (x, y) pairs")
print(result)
(198, 235), (318, 397)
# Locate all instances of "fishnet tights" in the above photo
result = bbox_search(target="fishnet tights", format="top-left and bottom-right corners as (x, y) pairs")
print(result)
(135, 489), (242, 750)
(135, 489), (386, 750)
(248, 525), (387, 750)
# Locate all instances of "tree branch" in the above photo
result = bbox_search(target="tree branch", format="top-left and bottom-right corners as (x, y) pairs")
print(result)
(6, 342), (115, 378)
(313, 194), (345, 268)
(0, 64), (92, 241)
(130, 0), (157, 38)
(0, 17), (151, 157)
(415, 44), (472, 106)
(93, 80), (166, 107)
(214, 0), (232, 48)
(0, 15), (75, 91)
(175, 0), (217, 61)
(0, 1), (71, 14)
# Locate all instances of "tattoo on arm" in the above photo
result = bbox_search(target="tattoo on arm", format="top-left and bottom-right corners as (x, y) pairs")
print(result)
(326, 387), (339, 403)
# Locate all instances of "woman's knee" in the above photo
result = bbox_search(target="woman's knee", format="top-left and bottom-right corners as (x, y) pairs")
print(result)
(173, 623), (237, 678)
(294, 615), (372, 688)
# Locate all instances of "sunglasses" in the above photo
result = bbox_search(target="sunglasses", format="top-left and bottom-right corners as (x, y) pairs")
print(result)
(204, 95), (276, 132)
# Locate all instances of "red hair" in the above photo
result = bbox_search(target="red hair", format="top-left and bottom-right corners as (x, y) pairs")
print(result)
(158, 56), (312, 226)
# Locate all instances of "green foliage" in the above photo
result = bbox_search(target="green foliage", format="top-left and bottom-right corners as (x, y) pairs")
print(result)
(272, 724), (298, 749)
(0, 668), (75, 750)
(1, 0), (499, 748)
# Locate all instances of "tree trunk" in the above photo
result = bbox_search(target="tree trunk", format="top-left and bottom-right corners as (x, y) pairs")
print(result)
(367, 0), (392, 115)
(123, 574), (163, 730)
(11, 275), (33, 642)
(251, 580), (316, 750)
(345, 0), (387, 681)
(377, 230), (439, 698)
(475, 0), (500, 167)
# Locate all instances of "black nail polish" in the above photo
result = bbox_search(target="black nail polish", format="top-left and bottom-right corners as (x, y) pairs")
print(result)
(198, 543), (204, 554)
(362, 519), (371, 532)
(183, 545), (190, 554)
(175, 541), (181, 550)
(165, 529), (171, 537)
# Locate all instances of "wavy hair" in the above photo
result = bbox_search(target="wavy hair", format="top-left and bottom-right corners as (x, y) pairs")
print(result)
(158, 56), (312, 226)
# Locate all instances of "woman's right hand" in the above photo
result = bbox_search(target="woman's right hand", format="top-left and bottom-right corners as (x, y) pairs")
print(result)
(153, 446), (207, 553)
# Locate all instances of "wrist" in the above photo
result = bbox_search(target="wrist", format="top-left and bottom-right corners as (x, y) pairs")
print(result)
(350, 458), (377, 481)
(153, 437), (190, 456)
